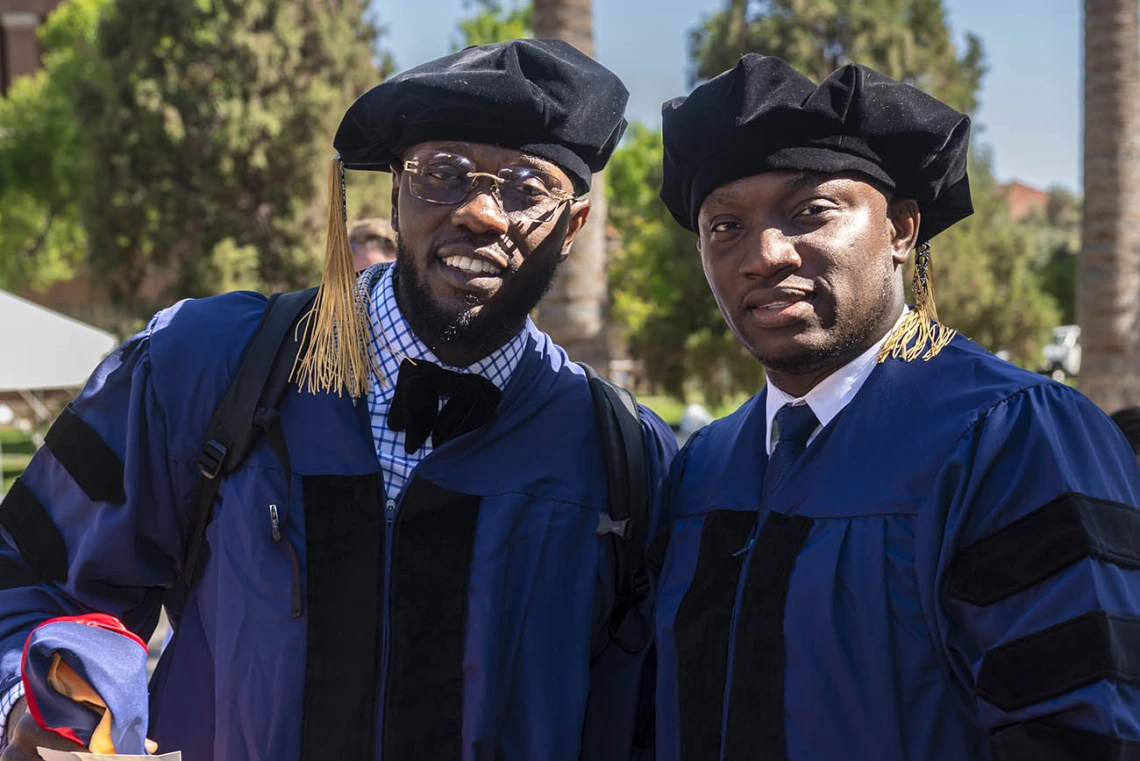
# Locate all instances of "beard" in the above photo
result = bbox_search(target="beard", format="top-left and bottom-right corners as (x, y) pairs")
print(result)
(754, 260), (898, 376)
(394, 235), (564, 362)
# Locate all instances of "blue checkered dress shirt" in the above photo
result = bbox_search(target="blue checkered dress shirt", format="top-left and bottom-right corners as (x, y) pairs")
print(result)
(367, 264), (527, 503)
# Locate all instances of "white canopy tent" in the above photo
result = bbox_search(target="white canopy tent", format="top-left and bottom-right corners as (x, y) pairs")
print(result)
(0, 290), (117, 497)
(0, 289), (117, 393)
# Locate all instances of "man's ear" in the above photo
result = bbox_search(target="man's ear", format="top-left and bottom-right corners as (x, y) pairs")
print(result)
(558, 198), (592, 258)
(389, 165), (402, 233)
(887, 198), (920, 264)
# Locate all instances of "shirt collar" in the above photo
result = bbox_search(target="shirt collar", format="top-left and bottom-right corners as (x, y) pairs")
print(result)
(763, 308), (906, 455)
(369, 264), (527, 395)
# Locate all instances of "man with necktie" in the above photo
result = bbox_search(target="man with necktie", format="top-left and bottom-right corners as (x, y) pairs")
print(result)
(0, 39), (676, 761)
(651, 55), (1140, 760)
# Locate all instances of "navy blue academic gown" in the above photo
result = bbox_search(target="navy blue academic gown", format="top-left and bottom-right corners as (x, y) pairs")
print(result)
(0, 270), (676, 760)
(654, 334), (1140, 761)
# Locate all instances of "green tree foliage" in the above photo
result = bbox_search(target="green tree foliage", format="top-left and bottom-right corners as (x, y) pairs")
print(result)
(690, 0), (984, 112)
(0, 0), (393, 331)
(1030, 186), (1081, 325)
(0, 0), (107, 291)
(76, 0), (390, 326)
(454, 0), (532, 48)
(608, 124), (764, 404)
(929, 153), (1060, 366)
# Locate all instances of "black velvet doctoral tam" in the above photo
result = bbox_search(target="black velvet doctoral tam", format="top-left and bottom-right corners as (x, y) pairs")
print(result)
(660, 55), (974, 242)
(333, 38), (629, 193)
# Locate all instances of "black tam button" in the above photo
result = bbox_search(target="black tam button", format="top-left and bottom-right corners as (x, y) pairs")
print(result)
(660, 55), (973, 242)
(387, 359), (503, 454)
(333, 38), (629, 194)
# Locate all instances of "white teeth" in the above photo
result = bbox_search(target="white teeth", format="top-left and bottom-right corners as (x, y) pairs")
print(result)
(765, 301), (791, 309)
(443, 256), (502, 275)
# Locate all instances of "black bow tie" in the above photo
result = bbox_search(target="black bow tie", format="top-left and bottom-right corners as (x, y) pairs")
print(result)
(387, 359), (503, 454)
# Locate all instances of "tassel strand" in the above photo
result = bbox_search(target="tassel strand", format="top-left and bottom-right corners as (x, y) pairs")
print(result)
(291, 157), (381, 396)
(877, 241), (957, 363)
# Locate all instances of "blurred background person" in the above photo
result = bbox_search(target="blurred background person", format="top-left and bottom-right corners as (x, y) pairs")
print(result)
(348, 217), (397, 271)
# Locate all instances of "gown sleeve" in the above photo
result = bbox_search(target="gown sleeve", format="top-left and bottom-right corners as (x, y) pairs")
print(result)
(0, 313), (199, 704)
(933, 382), (1140, 759)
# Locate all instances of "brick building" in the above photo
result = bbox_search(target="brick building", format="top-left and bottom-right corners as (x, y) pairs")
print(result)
(997, 181), (1050, 222)
(0, 0), (63, 93)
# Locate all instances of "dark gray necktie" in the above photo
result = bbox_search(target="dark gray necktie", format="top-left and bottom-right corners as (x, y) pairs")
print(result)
(763, 403), (819, 501)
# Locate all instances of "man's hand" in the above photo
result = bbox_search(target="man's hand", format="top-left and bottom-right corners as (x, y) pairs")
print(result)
(0, 697), (86, 760)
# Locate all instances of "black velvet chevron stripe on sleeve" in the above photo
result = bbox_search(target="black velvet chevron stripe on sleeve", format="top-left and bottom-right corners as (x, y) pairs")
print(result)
(44, 405), (126, 505)
(977, 611), (1140, 712)
(991, 718), (1140, 761)
(0, 552), (43, 589)
(0, 478), (68, 582)
(946, 493), (1140, 607)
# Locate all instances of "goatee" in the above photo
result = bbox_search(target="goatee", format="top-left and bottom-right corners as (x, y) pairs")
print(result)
(394, 235), (563, 362)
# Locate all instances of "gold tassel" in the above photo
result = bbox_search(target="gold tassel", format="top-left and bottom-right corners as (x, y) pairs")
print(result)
(291, 156), (381, 396)
(877, 241), (957, 363)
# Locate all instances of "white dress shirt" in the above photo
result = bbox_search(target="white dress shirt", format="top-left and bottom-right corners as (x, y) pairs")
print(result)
(764, 310), (906, 455)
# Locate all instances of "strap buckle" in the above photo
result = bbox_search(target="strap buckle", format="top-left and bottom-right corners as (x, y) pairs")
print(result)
(198, 440), (228, 480)
(596, 513), (631, 540)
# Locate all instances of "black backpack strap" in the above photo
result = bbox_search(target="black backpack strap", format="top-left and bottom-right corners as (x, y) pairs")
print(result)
(578, 363), (658, 760)
(178, 287), (317, 593)
(578, 362), (651, 653)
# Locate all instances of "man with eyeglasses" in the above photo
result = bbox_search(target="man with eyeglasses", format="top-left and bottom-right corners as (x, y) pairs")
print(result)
(0, 40), (676, 761)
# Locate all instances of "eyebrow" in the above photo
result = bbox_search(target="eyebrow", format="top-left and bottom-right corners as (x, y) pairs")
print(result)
(418, 144), (566, 184)
(505, 154), (562, 177)
(783, 172), (826, 192)
(704, 187), (740, 208)
(519, 156), (552, 169)
(422, 141), (472, 155)
(705, 172), (827, 209)
(420, 142), (556, 171)
(504, 155), (571, 192)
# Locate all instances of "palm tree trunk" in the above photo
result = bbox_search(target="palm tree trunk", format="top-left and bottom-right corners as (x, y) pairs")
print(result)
(532, 0), (612, 371)
(1080, 0), (1140, 411)
(534, 0), (594, 55)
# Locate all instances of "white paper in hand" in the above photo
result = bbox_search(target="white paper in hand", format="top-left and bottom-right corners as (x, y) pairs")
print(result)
(37, 749), (181, 761)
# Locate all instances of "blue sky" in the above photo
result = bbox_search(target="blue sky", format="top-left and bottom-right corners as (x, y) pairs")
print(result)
(373, 0), (1080, 191)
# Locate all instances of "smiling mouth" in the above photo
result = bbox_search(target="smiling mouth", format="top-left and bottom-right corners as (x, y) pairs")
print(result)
(441, 255), (505, 276)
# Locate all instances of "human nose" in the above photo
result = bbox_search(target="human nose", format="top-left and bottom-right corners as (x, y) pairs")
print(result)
(451, 178), (510, 236)
(740, 226), (801, 278)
